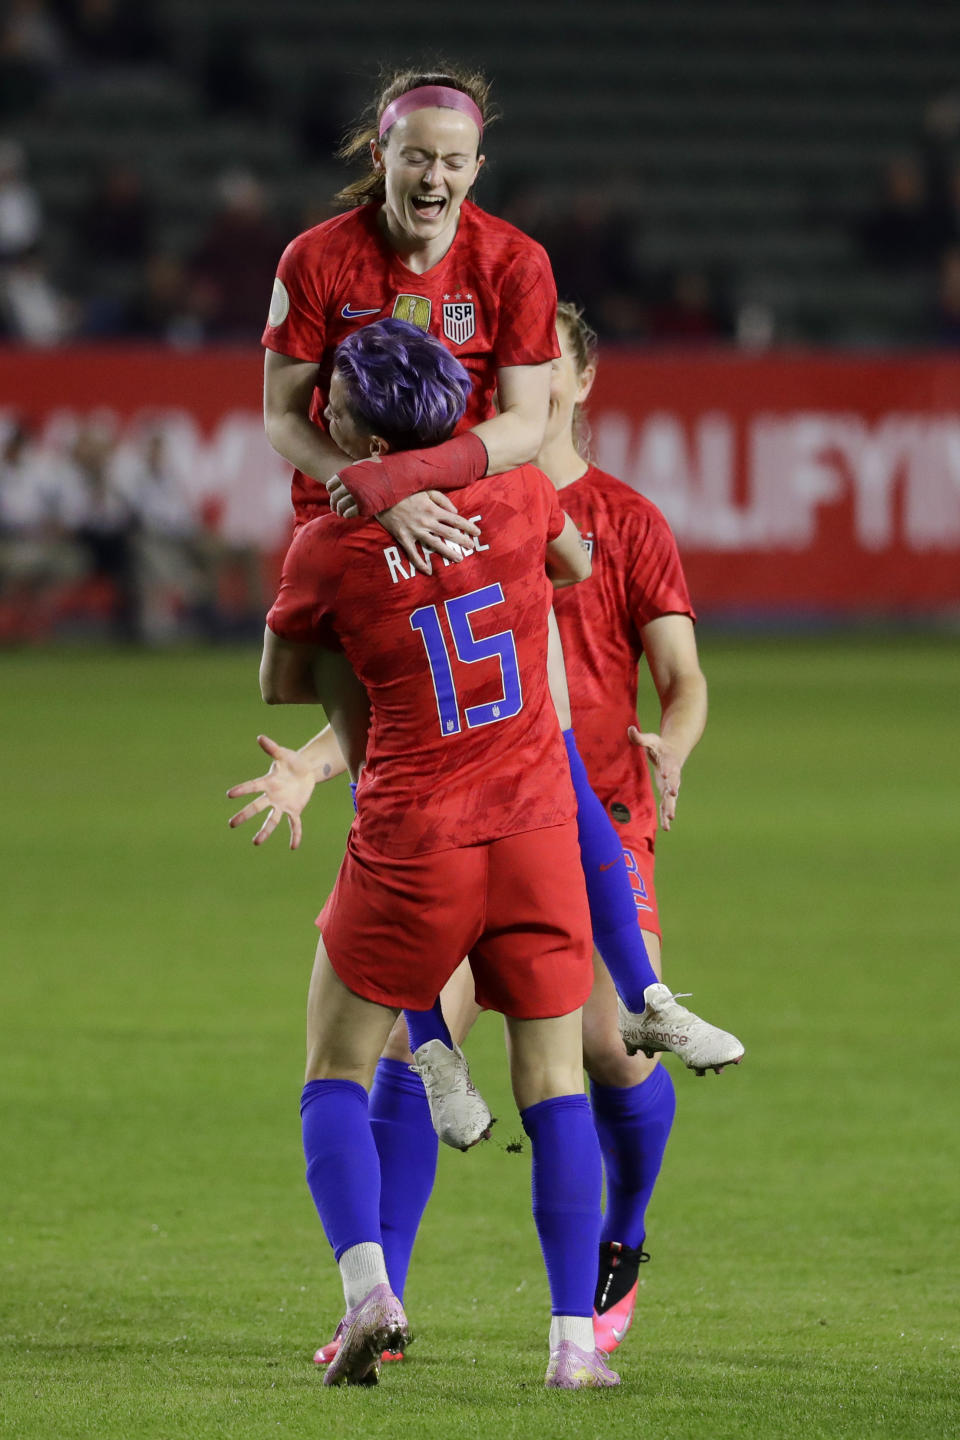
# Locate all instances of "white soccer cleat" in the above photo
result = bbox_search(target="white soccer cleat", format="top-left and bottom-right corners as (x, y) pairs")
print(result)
(618, 982), (745, 1075)
(409, 1039), (495, 1151)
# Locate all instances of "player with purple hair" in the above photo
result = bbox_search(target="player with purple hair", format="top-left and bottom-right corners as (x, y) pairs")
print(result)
(233, 318), (619, 1389)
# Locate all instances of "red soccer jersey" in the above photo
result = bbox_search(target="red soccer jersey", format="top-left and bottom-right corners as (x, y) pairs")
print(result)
(261, 201), (559, 518)
(267, 464), (574, 857)
(552, 465), (696, 842)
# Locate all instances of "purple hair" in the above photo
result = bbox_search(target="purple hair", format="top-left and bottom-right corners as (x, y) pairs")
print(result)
(333, 318), (471, 450)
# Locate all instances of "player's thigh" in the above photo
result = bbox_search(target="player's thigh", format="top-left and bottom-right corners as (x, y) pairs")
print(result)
(504, 1008), (586, 1112)
(380, 957), (482, 1062)
(583, 940), (662, 1088)
(306, 934), (400, 1086)
(472, 821), (592, 1022)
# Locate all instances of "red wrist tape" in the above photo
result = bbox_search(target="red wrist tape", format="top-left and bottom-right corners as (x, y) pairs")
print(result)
(337, 432), (488, 517)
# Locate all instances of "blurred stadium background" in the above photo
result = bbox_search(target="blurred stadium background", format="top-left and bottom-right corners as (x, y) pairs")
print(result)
(2, 0), (960, 638)
(2, 7), (959, 1438)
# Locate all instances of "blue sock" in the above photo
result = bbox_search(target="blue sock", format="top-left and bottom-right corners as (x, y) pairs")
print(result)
(590, 1064), (677, 1248)
(368, 1058), (439, 1300)
(301, 1078), (382, 1259)
(562, 728), (658, 1010)
(404, 996), (452, 1052)
(520, 1094), (602, 1316)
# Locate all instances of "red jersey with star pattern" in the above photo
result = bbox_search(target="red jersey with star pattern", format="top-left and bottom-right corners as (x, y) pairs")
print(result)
(267, 464), (574, 858)
(262, 201), (559, 521)
(552, 465), (696, 843)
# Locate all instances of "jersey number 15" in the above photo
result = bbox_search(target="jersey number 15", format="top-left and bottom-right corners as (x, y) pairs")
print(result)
(410, 583), (523, 736)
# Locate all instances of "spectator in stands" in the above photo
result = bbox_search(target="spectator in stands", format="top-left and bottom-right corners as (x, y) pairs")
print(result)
(647, 268), (733, 344)
(503, 183), (647, 340)
(0, 417), (86, 637)
(0, 0), (66, 119)
(66, 419), (138, 639)
(0, 138), (42, 262)
(114, 427), (219, 642)
(934, 245), (960, 346)
(0, 251), (73, 343)
(189, 168), (284, 341)
(56, 0), (163, 68)
(76, 161), (152, 270)
(855, 153), (945, 272)
(124, 251), (208, 346)
(73, 160), (154, 335)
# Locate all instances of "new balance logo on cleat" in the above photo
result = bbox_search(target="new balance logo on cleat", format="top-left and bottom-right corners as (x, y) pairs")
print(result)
(618, 983), (745, 1073)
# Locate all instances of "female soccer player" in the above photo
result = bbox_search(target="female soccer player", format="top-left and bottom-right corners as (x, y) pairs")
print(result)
(262, 63), (554, 563)
(234, 304), (739, 1363)
(248, 318), (619, 1390)
(259, 63), (739, 1080)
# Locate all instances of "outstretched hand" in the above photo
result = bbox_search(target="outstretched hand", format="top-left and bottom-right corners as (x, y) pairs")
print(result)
(226, 734), (317, 849)
(628, 726), (683, 831)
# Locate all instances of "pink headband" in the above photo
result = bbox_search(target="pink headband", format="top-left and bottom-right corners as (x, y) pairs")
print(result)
(378, 85), (484, 141)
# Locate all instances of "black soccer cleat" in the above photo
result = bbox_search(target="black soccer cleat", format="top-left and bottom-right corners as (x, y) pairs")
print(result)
(592, 1240), (650, 1354)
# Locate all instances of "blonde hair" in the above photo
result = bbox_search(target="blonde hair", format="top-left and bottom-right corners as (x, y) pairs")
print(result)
(556, 300), (598, 455)
(335, 64), (495, 209)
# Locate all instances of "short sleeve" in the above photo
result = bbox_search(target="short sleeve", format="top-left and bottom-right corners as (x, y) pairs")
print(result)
(261, 230), (329, 362)
(494, 242), (560, 368)
(266, 521), (342, 648)
(545, 482), (565, 542)
(625, 505), (696, 630)
(523, 464), (565, 541)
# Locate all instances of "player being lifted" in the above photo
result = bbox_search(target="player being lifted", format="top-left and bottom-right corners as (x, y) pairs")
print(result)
(247, 317), (619, 1390)
(257, 62), (743, 1110)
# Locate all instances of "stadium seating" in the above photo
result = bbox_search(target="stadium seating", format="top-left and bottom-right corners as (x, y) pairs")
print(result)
(11, 0), (960, 344)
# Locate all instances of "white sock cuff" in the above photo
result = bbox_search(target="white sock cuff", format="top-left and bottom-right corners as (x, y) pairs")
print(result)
(339, 1242), (388, 1310)
(549, 1315), (595, 1352)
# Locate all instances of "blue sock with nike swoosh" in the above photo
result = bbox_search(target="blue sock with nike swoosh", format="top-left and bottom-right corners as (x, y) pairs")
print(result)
(590, 1064), (676, 1248)
(562, 728), (658, 1009)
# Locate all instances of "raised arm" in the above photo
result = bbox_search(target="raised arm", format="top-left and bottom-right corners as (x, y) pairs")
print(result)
(629, 614), (708, 831)
(326, 360), (553, 516)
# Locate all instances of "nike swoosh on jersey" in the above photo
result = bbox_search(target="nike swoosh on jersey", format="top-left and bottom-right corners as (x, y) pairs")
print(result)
(598, 859), (623, 871)
(341, 304), (381, 319)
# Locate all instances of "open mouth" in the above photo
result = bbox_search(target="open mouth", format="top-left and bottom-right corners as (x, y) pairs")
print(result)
(411, 194), (447, 220)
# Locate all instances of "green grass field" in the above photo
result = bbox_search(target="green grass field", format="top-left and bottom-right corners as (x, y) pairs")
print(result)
(1, 637), (957, 1439)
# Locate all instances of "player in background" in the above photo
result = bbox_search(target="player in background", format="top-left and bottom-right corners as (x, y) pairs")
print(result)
(259, 62), (742, 1097)
(545, 300), (712, 1351)
(235, 304), (739, 1361)
(239, 318), (618, 1390)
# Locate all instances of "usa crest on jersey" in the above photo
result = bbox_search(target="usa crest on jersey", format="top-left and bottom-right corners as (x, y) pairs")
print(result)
(442, 301), (476, 345)
(392, 294), (432, 329)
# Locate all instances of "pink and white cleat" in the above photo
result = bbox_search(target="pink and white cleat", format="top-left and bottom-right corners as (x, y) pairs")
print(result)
(313, 1316), (404, 1367)
(321, 1283), (408, 1387)
(544, 1340), (620, 1389)
(593, 1240), (649, 1354)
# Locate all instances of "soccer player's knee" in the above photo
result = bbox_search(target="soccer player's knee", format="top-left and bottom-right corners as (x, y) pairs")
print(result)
(584, 1041), (660, 1088)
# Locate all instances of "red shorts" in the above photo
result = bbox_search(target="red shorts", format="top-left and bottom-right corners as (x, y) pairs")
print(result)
(618, 828), (661, 939)
(318, 820), (593, 1019)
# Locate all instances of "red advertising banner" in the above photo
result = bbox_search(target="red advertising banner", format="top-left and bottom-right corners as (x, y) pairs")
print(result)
(3, 345), (959, 616)
(589, 351), (960, 617)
